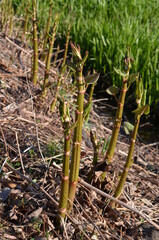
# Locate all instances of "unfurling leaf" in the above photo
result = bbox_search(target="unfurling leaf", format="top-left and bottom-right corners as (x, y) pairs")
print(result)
(85, 73), (100, 85)
(106, 85), (119, 96)
(124, 121), (134, 135)
(133, 105), (150, 116)
(102, 135), (111, 155)
(70, 41), (82, 60)
(128, 73), (139, 87)
(114, 67), (128, 78)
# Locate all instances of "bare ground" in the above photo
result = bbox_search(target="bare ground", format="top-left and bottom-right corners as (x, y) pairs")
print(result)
(0, 33), (159, 240)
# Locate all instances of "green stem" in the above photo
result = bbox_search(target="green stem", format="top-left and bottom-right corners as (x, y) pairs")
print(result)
(50, 75), (62, 111)
(42, 15), (58, 97)
(68, 52), (88, 211)
(53, 44), (60, 67)
(58, 120), (70, 220)
(8, 5), (13, 37)
(22, 7), (29, 42)
(62, 24), (71, 67)
(105, 77), (128, 163)
(113, 115), (140, 201)
(88, 130), (99, 183)
(88, 83), (95, 103)
(41, 2), (53, 61)
(32, 0), (38, 85)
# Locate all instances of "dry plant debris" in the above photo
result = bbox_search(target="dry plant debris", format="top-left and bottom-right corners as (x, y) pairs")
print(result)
(0, 34), (159, 240)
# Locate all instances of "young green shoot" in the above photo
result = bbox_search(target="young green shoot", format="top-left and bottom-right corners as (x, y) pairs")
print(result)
(67, 42), (99, 211)
(62, 24), (71, 67)
(67, 42), (88, 211)
(88, 129), (100, 183)
(95, 48), (135, 174)
(57, 100), (71, 221)
(32, 0), (38, 85)
(41, 1), (53, 61)
(112, 78), (150, 206)
(22, 7), (29, 42)
(50, 64), (67, 112)
(42, 14), (58, 97)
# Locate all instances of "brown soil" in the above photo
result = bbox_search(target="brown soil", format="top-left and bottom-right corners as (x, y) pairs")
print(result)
(0, 33), (159, 240)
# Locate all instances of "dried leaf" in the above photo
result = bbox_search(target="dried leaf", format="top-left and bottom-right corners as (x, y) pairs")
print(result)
(4, 234), (17, 239)
(1, 187), (11, 202)
(28, 207), (43, 218)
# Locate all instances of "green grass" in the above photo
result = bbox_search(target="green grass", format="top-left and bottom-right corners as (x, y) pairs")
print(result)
(11, 0), (159, 105)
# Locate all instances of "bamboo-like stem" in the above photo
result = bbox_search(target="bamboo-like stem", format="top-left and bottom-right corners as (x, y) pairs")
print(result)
(62, 24), (71, 67)
(32, 0), (38, 85)
(1, 0), (8, 30)
(88, 83), (95, 103)
(53, 44), (60, 67)
(8, 6), (13, 37)
(88, 130), (100, 183)
(84, 83), (95, 122)
(112, 116), (140, 201)
(105, 70), (130, 163)
(90, 130), (99, 166)
(1, 0), (5, 29)
(57, 102), (71, 220)
(95, 51), (133, 174)
(67, 47), (88, 211)
(41, 1), (53, 61)
(22, 7), (29, 42)
(42, 14), (58, 97)
(112, 78), (147, 206)
(50, 72), (63, 112)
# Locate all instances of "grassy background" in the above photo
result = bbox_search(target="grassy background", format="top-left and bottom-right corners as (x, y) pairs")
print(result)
(12, 0), (159, 106)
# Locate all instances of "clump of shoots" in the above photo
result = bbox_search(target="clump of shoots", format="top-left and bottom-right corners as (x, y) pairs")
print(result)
(32, 0), (38, 85)
(1, 0), (5, 29)
(1, 0), (9, 31)
(42, 14), (59, 97)
(62, 24), (71, 67)
(41, 1), (53, 61)
(67, 42), (99, 211)
(112, 77), (150, 206)
(50, 64), (67, 111)
(95, 48), (136, 173)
